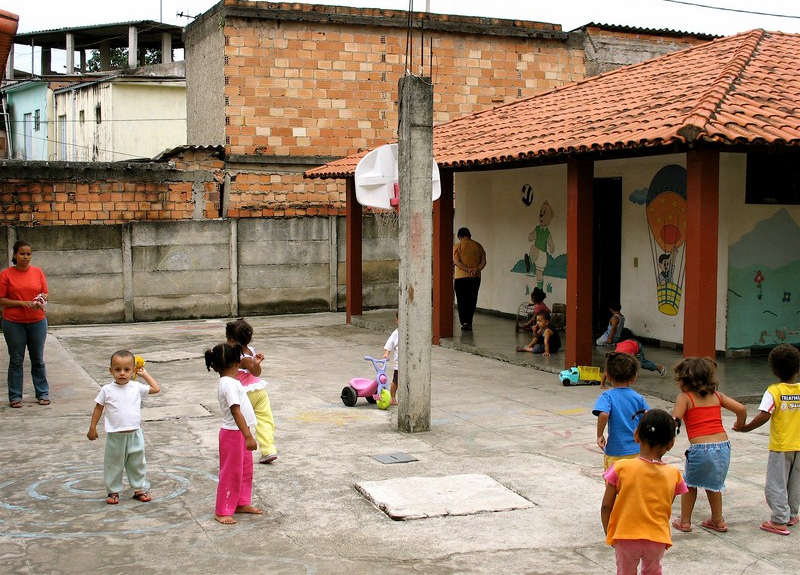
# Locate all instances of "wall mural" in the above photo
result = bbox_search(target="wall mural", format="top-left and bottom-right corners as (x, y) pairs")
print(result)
(630, 165), (688, 316)
(727, 208), (800, 349)
(511, 185), (567, 295)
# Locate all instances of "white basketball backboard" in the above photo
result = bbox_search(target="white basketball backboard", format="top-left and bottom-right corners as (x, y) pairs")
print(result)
(354, 143), (441, 210)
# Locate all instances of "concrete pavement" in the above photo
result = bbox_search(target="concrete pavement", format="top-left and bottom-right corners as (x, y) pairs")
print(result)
(0, 313), (794, 574)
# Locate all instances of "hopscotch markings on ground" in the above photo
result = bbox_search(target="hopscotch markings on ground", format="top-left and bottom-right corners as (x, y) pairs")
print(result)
(0, 465), (219, 539)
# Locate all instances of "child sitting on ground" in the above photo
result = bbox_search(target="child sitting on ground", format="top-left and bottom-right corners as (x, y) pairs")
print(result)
(521, 287), (549, 331)
(226, 318), (278, 464)
(87, 350), (160, 505)
(515, 311), (560, 357)
(205, 342), (262, 525)
(601, 409), (687, 574)
(593, 352), (649, 470)
(382, 312), (399, 405)
(734, 343), (800, 536)
(671, 357), (746, 533)
(596, 302), (625, 346)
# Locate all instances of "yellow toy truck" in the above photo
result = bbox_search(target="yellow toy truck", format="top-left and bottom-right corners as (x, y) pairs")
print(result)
(559, 365), (602, 386)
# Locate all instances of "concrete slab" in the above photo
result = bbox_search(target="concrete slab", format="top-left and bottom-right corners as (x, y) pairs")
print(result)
(144, 350), (204, 363)
(356, 474), (533, 520)
(1, 312), (798, 574)
(142, 404), (212, 421)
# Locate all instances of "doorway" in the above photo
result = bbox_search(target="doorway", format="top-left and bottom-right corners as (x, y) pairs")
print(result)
(592, 178), (622, 336)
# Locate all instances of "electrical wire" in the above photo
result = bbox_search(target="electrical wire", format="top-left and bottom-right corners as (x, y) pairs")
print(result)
(659, 0), (800, 19)
(11, 131), (162, 160)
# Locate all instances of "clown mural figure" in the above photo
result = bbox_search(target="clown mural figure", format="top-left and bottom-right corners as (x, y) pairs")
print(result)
(525, 200), (554, 290)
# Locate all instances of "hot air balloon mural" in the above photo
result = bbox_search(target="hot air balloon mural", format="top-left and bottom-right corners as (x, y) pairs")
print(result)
(646, 165), (687, 316)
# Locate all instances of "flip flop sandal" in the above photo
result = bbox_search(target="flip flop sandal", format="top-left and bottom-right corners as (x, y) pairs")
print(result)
(9, 401), (22, 408)
(760, 521), (790, 536)
(259, 454), (278, 464)
(701, 518), (728, 532)
(37, 398), (51, 406)
(789, 516), (800, 527)
(132, 492), (152, 502)
(672, 519), (692, 532)
(106, 493), (119, 505)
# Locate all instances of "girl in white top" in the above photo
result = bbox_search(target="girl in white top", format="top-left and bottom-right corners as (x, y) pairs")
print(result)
(226, 319), (278, 464)
(205, 342), (261, 525)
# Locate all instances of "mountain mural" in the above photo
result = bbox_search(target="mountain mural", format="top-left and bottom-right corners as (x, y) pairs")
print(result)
(729, 209), (800, 269)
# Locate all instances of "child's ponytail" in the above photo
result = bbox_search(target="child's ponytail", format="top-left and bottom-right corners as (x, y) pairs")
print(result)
(636, 409), (677, 448)
(205, 342), (243, 373)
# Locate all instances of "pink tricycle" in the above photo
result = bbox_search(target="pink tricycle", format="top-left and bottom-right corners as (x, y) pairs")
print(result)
(341, 356), (392, 409)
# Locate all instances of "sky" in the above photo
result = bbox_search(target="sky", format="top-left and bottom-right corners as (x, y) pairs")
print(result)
(5, 0), (800, 71)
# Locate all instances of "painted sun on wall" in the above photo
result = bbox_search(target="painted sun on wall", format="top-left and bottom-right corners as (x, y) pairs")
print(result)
(631, 165), (688, 316)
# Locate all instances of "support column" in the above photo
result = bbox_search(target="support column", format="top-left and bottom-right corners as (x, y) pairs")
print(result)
(41, 48), (52, 75)
(128, 26), (138, 69)
(433, 169), (454, 344)
(161, 33), (173, 64)
(345, 177), (362, 323)
(79, 49), (86, 73)
(122, 224), (134, 322)
(565, 159), (594, 368)
(229, 219), (239, 318)
(100, 40), (111, 70)
(65, 33), (75, 74)
(328, 215), (339, 311)
(5, 43), (13, 80)
(683, 149), (719, 357)
(397, 74), (433, 433)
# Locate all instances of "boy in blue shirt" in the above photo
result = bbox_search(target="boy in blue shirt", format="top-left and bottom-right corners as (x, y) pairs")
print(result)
(593, 352), (649, 470)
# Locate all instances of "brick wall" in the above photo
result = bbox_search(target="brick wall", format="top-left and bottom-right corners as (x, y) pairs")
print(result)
(0, 148), (224, 226)
(219, 5), (583, 157)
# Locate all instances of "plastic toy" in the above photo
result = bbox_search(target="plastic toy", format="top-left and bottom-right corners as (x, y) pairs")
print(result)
(559, 365), (602, 386)
(132, 355), (145, 379)
(341, 356), (392, 409)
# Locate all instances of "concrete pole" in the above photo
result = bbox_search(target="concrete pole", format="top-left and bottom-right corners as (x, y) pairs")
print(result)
(396, 75), (433, 433)
(41, 48), (52, 75)
(65, 33), (75, 74)
(100, 40), (111, 70)
(5, 43), (13, 79)
(161, 33), (173, 64)
(79, 49), (86, 73)
(128, 26), (138, 69)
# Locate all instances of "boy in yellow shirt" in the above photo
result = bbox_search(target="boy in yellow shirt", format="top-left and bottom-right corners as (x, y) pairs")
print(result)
(735, 343), (800, 535)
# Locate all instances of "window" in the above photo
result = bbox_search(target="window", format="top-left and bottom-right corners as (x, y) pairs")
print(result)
(746, 153), (800, 205)
(59, 114), (67, 160)
(23, 113), (32, 159)
(34, 109), (41, 131)
(95, 104), (101, 125)
(79, 110), (85, 124)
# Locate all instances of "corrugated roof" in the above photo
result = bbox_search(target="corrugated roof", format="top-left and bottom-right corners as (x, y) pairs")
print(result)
(576, 22), (718, 40)
(306, 29), (800, 179)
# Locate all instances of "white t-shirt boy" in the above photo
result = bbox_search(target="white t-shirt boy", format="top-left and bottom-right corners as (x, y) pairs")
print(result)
(384, 328), (399, 371)
(218, 375), (257, 431)
(94, 382), (150, 432)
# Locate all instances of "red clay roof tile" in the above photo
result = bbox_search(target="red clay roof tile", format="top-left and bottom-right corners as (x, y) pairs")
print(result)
(306, 29), (800, 179)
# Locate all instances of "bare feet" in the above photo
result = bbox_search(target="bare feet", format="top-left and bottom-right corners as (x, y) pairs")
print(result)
(235, 504), (263, 515)
(215, 514), (237, 524)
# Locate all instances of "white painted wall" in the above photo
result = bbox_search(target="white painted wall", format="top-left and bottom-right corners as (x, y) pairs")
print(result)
(112, 82), (186, 160)
(455, 164), (568, 316)
(455, 153), (741, 350)
(54, 80), (186, 162)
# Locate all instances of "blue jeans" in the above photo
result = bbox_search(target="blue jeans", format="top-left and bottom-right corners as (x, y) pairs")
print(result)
(635, 343), (658, 372)
(3, 318), (49, 402)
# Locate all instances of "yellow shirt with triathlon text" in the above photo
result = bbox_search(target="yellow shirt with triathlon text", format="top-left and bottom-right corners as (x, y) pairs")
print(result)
(767, 382), (800, 451)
